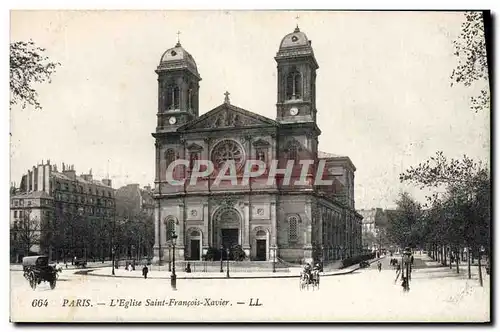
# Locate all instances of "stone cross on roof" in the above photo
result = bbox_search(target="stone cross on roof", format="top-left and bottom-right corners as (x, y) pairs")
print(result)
(176, 30), (181, 46)
(295, 14), (300, 32)
(224, 91), (231, 104)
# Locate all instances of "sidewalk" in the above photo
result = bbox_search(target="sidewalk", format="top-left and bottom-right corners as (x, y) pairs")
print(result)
(84, 256), (384, 280)
(10, 261), (113, 271)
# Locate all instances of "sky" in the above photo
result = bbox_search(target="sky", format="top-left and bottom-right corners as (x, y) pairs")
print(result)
(9, 10), (490, 210)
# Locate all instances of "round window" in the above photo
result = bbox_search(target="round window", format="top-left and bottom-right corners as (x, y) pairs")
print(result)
(211, 139), (246, 170)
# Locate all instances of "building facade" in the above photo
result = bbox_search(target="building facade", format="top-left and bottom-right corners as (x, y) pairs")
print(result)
(358, 208), (389, 251)
(152, 27), (363, 263)
(115, 184), (155, 219)
(10, 160), (115, 261)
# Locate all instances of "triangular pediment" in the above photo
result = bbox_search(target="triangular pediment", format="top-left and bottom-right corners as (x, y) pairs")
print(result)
(186, 143), (203, 151)
(252, 138), (270, 147)
(178, 103), (278, 131)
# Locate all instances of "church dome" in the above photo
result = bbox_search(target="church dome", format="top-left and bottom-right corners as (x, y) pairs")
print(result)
(276, 26), (317, 69)
(279, 26), (312, 50)
(158, 42), (199, 76)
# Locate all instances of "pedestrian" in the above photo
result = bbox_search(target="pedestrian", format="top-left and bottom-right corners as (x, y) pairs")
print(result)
(142, 265), (149, 279)
(411, 255), (414, 265)
(377, 261), (382, 272)
(185, 263), (192, 273)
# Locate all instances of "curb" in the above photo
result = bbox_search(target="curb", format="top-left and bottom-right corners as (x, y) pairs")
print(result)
(80, 257), (385, 280)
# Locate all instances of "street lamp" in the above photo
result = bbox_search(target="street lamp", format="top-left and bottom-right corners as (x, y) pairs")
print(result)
(168, 243), (172, 272)
(321, 245), (324, 272)
(272, 245), (276, 273)
(226, 248), (230, 278)
(220, 245), (224, 273)
(171, 232), (178, 291)
(111, 247), (115, 276)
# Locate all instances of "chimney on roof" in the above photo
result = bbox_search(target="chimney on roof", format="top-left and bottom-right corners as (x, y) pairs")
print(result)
(62, 163), (76, 180)
(102, 178), (112, 188)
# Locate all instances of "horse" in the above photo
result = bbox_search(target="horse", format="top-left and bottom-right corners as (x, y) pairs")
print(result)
(311, 270), (320, 290)
(299, 272), (310, 291)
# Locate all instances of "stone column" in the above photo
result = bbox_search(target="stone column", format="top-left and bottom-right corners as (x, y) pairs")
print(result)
(243, 202), (250, 256)
(177, 203), (185, 260)
(270, 202), (277, 246)
(203, 203), (209, 256)
(303, 200), (313, 263)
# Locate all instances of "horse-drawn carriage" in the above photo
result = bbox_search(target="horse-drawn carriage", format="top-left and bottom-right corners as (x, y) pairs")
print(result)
(22, 255), (58, 290)
(299, 269), (320, 290)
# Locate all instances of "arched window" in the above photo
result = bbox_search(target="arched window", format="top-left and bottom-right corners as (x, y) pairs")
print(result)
(288, 214), (300, 243)
(256, 149), (266, 162)
(189, 152), (199, 170)
(286, 69), (302, 100)
(188, 88), (193, 110)
(165, 218), (176, 242)
(173, 87), (180, 109)
(166, 86), (180, 110)
(165, 149), (176, 167)
(288, 144), (298, 162)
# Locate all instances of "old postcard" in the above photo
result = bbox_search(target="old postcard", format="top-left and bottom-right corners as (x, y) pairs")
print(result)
(9, 10), (491, 323)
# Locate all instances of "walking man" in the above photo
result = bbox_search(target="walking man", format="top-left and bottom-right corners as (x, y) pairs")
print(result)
(142, 265), (149, 279)
(377, 261), (382, 272)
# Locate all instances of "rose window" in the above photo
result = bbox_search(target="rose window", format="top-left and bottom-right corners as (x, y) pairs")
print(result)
(211, 139), (245, 169)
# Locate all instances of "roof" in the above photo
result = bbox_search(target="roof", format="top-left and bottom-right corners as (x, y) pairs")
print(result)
(157, 42), (200, 78)
(280, 26), (311, 49)
(276, 26), (318, 69)
(51, 172), (113, 188)
(177, 102), (279, 132)
(11, 191), (52, 200)
(318, 151), (345, 159)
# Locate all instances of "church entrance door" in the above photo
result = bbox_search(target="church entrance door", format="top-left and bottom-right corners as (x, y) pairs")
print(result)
(256, 240), (266, 261)
(190, 240), (200, 260)
(221, 228), (239, 250)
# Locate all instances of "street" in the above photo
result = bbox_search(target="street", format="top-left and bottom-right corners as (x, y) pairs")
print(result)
(10, 255), (490, 322)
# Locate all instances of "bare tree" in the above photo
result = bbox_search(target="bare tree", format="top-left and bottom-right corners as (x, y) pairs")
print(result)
(10, 40), (60, 110)
(11, 209), (40, 256)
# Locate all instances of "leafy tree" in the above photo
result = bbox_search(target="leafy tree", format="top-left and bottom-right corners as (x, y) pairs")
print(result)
(362, 231), (377, 250)
(386, 192), (424, 249)
(400, 151), (490, 284)
(450, 11), (490, 113)
(10, 40), (60, 110)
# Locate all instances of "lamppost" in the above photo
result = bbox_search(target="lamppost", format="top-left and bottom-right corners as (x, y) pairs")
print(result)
(226, 248), (230, 278)
(171, 232), (178, 291)
(272, 245), (276, 273)
(321, 245), (324, 272)
(220, 245), (224, 273)
(168, 243), (172, 272)
(111, 247), (115, 276)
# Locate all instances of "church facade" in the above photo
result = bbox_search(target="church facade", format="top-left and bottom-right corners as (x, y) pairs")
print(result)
(152, 27), (363, 263)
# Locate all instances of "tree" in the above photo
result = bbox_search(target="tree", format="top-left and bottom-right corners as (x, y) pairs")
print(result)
(362, 231), (377, 250)
(10, 40), (60, 110)
(450, 11), (490, 113)
(400, 151), (490, 284)
(11, 209), (40, 257)
(386, 192), (424, 249)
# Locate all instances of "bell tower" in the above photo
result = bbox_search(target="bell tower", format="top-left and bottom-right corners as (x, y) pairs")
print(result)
(156, 36), (201, 132)
(275, 26), (318, 124)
